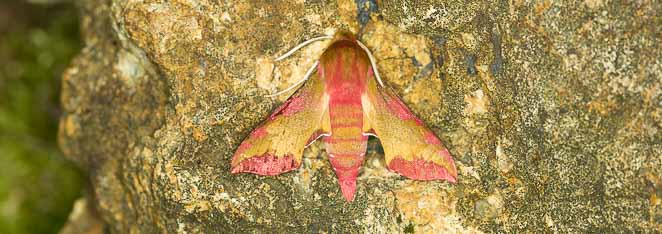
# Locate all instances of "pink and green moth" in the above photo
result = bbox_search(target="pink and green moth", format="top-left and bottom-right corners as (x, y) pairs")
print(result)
(231, 32), (457, 201)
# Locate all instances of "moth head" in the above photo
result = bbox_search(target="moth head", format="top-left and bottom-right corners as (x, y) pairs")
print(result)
(333, 31), (358, 43)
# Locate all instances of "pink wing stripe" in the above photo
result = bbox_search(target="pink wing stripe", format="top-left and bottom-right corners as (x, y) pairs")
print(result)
(231, 154), (299, 176)
(387, 149), (457, 182)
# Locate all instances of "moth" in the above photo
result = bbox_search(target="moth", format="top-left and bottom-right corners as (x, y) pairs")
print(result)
(231, 32), (457, 201)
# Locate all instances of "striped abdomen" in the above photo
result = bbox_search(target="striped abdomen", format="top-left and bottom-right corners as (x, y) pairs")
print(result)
(323, 102), (367, 201)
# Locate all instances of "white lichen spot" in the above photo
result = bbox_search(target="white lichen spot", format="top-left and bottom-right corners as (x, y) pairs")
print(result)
(461, 165), (482, 181)
(304, 13), (321, 26)
(397, 4), (419, 29)
(115, 50), (145, 89)
(177, 221), (187, 234)
(545, 214), (555, 227)
(257, 7), (268, 17)
(496, 145), (513, 173)
(255, 57), (275, 90)
(186, 17), (203, 41)
(209, 10), (232, 32)
(419, 3), (451, 29)
(422, 5), (438, 20)
(464, 89), (488, 115)
(562, 53), (580, 71)
(145, 3), (165, 13)
(323, 27), (337, 36)
(359, 152), (398, 180)
(221, 11), (232, 22)
(475, 191), (504, 220)
(486, 192), (504, 213)
(461, 33), (477, 51)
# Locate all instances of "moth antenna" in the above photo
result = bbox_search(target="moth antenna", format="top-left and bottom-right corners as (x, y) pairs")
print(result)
(267, 60), (319, 97)
(356, 40), (384, 87)
(275, 35), (333, 62)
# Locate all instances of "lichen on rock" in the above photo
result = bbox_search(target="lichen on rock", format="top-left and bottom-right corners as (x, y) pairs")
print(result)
(60, 0), (661, 232)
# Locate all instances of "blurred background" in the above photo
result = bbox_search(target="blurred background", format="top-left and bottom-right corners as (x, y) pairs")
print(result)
(0, 1), (84, 233)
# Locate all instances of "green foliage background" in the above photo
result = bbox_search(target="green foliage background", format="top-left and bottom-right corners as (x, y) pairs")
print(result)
(0, 1), (83, 233)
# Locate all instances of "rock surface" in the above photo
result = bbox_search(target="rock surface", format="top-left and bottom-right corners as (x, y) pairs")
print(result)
(59, 0), (661, 232)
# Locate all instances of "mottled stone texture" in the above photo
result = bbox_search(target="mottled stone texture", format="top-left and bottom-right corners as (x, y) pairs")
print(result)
(59, 0), (661, 232)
